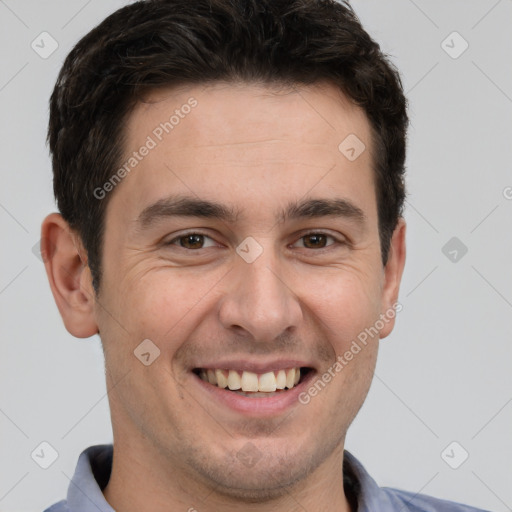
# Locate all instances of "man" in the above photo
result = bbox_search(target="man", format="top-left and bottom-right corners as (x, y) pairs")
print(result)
(40, 0), (489, 510)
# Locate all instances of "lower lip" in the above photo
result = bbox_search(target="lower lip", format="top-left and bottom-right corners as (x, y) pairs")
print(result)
(192, 370), (316, 416)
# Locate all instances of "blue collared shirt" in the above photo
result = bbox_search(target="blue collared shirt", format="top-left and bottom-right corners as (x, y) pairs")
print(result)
(43, 444), (491, 511)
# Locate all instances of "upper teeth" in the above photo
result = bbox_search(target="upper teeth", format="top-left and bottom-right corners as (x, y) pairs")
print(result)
(199, 368), (301, 392)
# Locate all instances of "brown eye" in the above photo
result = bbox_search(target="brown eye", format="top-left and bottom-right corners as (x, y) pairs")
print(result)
(179, 234), (205, 249)
(166, 233), (217, 250)
(295, 233), (337, 249)
(302, 234), (328, 248)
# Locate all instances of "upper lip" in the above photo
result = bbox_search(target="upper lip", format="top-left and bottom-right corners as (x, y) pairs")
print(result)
(192, 359), (315, 374)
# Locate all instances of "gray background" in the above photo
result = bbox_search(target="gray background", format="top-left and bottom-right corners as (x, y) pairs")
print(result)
(1, 1), (511, 511)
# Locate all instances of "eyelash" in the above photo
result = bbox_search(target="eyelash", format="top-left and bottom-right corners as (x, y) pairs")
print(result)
(165, 230), (345, 251)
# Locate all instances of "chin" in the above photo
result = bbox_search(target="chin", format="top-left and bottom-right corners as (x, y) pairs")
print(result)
(186, 437), (332, 502)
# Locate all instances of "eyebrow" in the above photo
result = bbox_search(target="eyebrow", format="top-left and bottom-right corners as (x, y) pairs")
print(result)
(136, 196), (240, 228)
(135, 194), (366, 229)
(279, 197), (366, 226)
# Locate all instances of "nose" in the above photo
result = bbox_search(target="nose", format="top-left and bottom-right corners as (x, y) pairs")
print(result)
(218, 250), (303, 343)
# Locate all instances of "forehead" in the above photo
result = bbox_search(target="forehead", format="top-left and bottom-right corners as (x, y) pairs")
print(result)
(111, 81), (377, 225)
(132, 81), (371, 148)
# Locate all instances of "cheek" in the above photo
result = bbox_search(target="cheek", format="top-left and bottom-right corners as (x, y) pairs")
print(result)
(108, 268), (224, 341)
(298, 266), (383, 342)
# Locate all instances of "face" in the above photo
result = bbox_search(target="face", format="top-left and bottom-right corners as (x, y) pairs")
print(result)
(90, 82), (404, 498)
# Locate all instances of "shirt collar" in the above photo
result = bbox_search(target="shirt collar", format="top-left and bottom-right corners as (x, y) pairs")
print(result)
(342, 450), (397, 510)
(67, 444), (115, 512)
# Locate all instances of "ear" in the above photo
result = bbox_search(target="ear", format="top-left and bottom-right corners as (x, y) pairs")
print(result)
(379, 217), (406, 339)
(40, 213), (98, 338)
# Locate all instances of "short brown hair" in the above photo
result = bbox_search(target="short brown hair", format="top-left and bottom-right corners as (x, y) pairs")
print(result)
(48, 0), (408, 292)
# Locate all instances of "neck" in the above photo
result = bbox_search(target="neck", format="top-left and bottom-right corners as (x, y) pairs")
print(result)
(103, 436), (354, 512)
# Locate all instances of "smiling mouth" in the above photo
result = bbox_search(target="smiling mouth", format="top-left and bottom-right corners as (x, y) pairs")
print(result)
(193, 367), (312, 397)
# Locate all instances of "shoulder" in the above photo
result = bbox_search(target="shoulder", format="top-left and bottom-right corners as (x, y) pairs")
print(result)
(382, 487), (491, 512)
(43, 499), (69, 512)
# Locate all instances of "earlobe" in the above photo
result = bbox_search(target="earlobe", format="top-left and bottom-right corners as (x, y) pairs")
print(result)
(379, 217), (406, 339)
(41, 213), (99, 338)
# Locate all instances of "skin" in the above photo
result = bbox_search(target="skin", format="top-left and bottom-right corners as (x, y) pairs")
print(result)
(42, 81), (406, 512)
